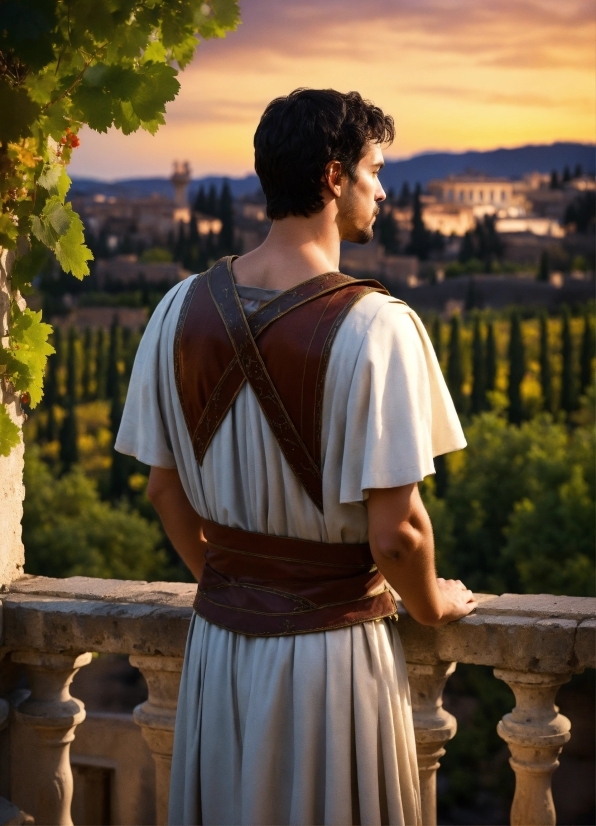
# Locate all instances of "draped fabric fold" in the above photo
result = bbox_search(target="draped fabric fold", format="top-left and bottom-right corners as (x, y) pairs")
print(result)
(169, 615), (422, 826)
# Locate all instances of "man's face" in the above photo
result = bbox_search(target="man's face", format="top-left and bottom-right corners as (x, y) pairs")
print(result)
(336, 143), (386, 244)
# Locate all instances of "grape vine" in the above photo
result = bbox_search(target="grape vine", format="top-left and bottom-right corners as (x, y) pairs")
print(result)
(0, 0), (240, 455)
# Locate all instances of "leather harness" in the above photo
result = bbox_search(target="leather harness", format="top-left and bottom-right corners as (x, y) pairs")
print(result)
(174, 257), (397, 635)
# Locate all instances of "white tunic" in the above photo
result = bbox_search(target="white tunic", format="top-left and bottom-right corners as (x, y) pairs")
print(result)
(116, 274), (466, 826)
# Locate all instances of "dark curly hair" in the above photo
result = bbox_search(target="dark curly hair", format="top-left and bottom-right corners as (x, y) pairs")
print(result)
(254, 89), (394, 220)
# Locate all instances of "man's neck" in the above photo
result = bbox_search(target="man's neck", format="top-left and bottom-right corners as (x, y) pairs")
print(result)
(232, 209), (341, 292)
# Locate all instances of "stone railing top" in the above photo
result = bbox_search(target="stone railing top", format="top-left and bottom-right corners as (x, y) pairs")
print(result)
(9, 576), (596, 620)
(2, 576), (595, 673)
(8, 574), (197, 607)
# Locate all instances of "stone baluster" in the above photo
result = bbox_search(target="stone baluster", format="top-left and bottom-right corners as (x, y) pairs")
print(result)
(130, 654), (183, 826)
(12, 650), (92, 826)
(407, 661), (457, 826)
(494, 669), (572, 826)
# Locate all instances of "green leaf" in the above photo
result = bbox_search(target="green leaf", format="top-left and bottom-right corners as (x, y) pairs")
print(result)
(129, 62), (179, 122)
(54, 211), (93, 279)
(0, 406), (20, 457)
(0, 80), (41, 142)
(142, 40), (168, 63)
(11, 242), (50, 292)
(0, 214), (18, 249)
(113, 100), (141, 135)
(38, 163), (71, 200)
(71, 85), (114, 133)
(8, 307), (55, 407)
(31, 196), (72, 247)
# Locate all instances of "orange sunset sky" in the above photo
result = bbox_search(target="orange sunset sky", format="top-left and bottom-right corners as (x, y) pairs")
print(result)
(68, 0), (596, 181)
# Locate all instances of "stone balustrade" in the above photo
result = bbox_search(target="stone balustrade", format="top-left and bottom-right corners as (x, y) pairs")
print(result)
(1, 576), (594, 826)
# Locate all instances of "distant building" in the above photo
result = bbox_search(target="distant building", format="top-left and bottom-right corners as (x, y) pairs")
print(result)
(52, 307), (148, 331)
(235, 192), (270, 254)
(95, 256), (188, 289)
(428, 174), (516, 208)
(72, 161), (221, 252)
(420, 203), (476, 237)
(495, 217), (564, 238)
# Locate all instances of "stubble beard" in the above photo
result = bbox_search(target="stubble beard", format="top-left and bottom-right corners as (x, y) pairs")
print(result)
(341, 200), (379, 245)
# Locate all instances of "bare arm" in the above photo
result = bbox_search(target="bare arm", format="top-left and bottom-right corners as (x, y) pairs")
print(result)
(147, 466), (207, 582)
(366, 483), (477, 626)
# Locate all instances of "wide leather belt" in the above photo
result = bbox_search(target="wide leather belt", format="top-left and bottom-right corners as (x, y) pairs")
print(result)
(193, 520), (397, 636)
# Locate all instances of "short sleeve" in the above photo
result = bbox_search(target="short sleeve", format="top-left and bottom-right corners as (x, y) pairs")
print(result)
(115, 286), (185, 469)
(339, 302), (466, 503)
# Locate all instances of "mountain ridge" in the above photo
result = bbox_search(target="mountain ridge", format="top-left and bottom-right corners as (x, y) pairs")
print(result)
(70, 141), (595, 200)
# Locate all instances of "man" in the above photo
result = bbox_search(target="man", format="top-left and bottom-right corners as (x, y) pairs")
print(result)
(116, 88), (476, 826)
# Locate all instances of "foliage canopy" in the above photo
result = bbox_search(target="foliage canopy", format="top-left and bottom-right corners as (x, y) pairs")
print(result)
(0, 0), (239, 454)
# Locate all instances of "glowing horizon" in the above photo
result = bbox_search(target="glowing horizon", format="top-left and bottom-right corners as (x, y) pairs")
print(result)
(68, 0), (596, 181)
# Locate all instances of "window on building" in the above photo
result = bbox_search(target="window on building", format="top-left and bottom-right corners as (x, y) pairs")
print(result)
(490, 190), (494, 202)
(458, 191), (464, 202)
(469, 190), (474, 201)
(501, 190), (506, 201)
(479, 190), (484, 201)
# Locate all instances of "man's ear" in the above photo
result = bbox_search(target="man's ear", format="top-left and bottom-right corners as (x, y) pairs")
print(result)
(323, 160), (343, 198)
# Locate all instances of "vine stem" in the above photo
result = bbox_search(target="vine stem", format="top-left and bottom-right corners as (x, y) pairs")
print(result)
(42, 58), (92, 111)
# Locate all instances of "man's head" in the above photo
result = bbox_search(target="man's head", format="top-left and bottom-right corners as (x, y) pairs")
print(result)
(254, 89), (394, 243)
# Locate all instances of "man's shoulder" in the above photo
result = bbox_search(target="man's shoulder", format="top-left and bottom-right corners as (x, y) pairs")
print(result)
(339, 286), (411, 339)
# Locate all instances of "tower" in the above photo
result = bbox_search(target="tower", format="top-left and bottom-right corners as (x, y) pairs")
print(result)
(171, 161), (191, 208)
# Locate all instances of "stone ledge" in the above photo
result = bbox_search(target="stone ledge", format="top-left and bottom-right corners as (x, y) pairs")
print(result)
(1, 594), (193, 658)
(2, 577), (595, 673)
(9, 575), (196, 607)
(474, 592), (596, 621)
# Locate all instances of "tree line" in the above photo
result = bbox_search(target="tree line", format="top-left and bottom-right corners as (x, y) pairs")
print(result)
(432, 307), (594, 424)
(37, 319), (142, 499)
(35, 306), (594, 488)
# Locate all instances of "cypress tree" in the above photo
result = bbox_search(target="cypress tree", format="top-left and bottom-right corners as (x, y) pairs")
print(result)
(459, 231), (476, 263)
(397, 181), (411, 207)
(579, 312), (595, 396)
(43, 328), (61, 440)
(470, 316), (486, 415)
(485, 320), (497, 393)
(81, 328), (93, 401)
(218, 179), (235, 255)
(205, 183), (218, 217)
(507, 311), (525, 425)
(549, 170), (560, 190)
(65, 326), (79, 405)
(109, 373), (129, 499)
(173, 220), (186, 263)
(431, 316), (443, 365)
(560, 306), (576, 415)
(59, 402), (78, 470)
(193, 185), (206, 213)
(52, 326), (64, 402)
(95, 327), (107, 400)
(562, 166), (571, 183)
(537, 250), (549, 282)
(447, 315), (465, 413)
(106, 316), (121, 401)
(573, 164), (583, 179)
(539, 312), (553, 413)
(407, 184), (430, 260)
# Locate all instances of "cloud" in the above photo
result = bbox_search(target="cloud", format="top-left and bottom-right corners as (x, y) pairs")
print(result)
(194, 0), (595, 69)
(67, 0), (595, 178)
(405, 85), (592, 110)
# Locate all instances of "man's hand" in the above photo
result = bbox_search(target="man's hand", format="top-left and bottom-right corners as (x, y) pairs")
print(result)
(366, 483), (477, 626)
(434, 577), (477, 626)
(147, 466), (207, 582)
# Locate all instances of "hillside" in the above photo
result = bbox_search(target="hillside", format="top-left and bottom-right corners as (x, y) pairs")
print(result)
(70, 141), (595, 200)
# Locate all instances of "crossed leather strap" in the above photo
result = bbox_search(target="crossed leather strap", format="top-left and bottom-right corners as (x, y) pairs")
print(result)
(175, 257), (389, 511)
